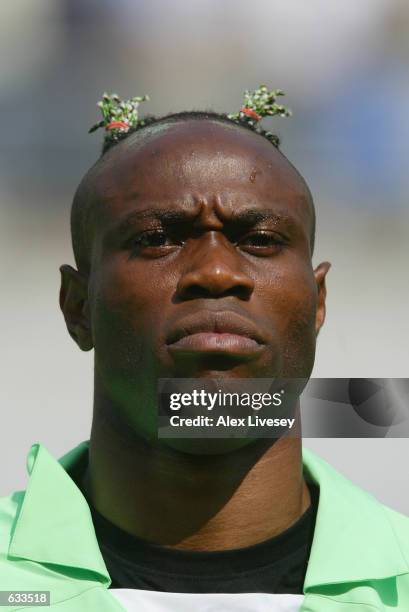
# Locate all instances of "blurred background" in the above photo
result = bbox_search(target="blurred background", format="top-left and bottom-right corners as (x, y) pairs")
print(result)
(1, 1), (408, 509)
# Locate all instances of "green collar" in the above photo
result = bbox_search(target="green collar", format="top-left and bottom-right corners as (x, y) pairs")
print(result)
(301, 447), (409, 589)
(8, 442), (110, 585)
(7, 441), (409, 591)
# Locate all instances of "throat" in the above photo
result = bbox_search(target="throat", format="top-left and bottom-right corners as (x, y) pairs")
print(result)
(81, 424), (309, 551)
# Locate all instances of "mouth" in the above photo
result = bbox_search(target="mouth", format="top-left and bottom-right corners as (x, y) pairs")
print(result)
(166, 311), (267, 359)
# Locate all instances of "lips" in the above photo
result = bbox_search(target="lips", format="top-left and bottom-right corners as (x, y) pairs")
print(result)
(166, 311), (266, 345)
(166, 310), (266, 357)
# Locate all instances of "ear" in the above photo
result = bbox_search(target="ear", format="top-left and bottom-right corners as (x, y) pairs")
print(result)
(59, 264), (93, 351)
(313, 261), (331, 335)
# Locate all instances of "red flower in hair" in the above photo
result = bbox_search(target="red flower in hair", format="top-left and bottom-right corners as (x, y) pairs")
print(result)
(240, 107), (262, 121)
(106, 120), (129, 130)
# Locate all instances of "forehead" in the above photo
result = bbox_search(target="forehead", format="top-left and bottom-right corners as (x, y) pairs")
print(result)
(89, 119), (313, 229)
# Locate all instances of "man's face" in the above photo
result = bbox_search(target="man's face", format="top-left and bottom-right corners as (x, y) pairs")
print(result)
(61, 119), (329, 441)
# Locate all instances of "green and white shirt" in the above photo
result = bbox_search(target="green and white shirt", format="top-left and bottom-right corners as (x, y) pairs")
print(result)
(1, 442), (409, 611)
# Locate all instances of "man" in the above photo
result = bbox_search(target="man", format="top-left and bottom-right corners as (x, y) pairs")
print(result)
(1, 90), (409, 612)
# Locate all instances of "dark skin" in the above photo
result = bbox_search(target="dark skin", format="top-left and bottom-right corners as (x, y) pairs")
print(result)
(59, 119), (330, 550)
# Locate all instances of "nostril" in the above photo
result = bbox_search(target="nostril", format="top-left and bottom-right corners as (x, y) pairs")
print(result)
(183, 284), (213, 299)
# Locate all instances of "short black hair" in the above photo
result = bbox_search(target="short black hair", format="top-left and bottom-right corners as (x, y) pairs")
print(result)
(71, 111), (315, 275)
(99, 110), (282, 156)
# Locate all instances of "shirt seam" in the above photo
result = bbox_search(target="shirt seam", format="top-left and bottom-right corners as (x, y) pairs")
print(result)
(12, 585), (118, 612)
(102, 544), (310, 581)
(304, 592), (381, 610)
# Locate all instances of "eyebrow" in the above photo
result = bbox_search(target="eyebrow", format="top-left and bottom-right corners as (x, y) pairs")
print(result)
(113, 207), (294, 235)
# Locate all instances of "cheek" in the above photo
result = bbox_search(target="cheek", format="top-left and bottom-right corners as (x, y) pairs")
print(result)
(261, 260), (318, 374)
(281, 293), (317, 375)
(89, 257), (172, 366)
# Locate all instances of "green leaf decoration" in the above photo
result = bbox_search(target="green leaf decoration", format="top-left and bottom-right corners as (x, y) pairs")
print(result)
(227, 85), (291, 123)
(88, 92), (150, 145)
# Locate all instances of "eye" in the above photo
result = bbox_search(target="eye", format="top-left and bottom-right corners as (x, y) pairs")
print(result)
(137, 230), (170, 247)
(238, 230), (286, 253)
(126, 229), (182, 256)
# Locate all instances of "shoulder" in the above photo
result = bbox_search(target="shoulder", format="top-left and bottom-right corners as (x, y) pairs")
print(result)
(381, 502), (409, 562)
(0, 489), (25, 544)
(0, 489), (26, 589)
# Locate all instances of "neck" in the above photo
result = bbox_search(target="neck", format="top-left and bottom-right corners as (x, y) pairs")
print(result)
(83, 390), (310, 551)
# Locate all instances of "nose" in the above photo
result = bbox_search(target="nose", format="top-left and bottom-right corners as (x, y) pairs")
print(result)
(176, 232), (255, 300)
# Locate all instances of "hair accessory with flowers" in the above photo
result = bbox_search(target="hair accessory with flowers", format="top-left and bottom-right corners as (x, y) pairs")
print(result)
(227, 85), (292, 146)
(89, 85), (291, 152)
(88, 92), (150, 145)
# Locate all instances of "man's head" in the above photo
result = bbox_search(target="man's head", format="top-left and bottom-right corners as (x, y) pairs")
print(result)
(60, 113), (330, 444)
